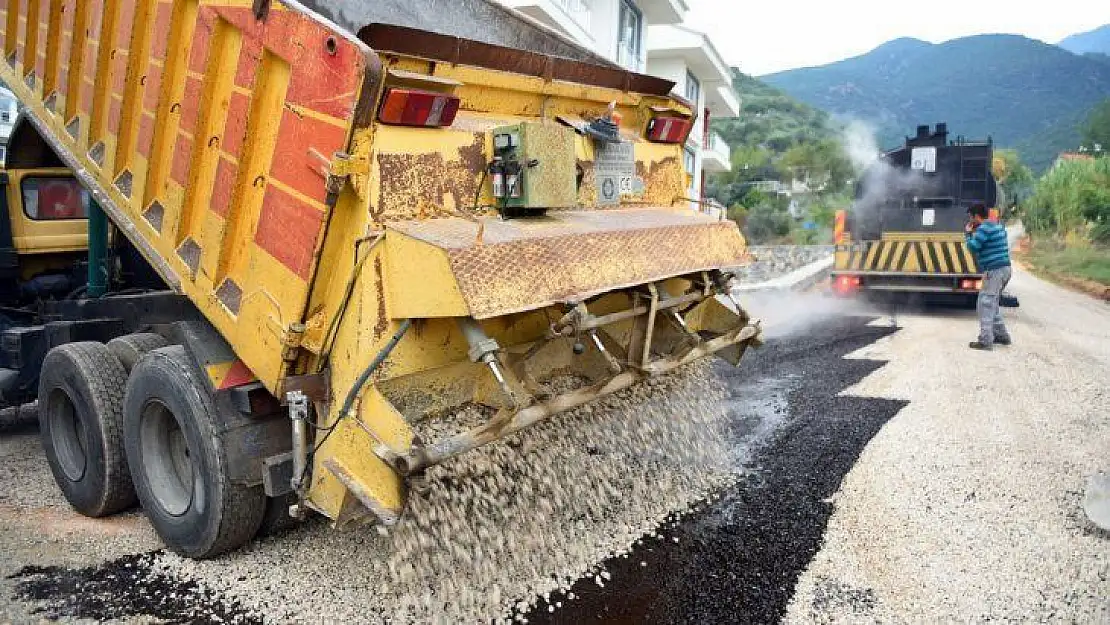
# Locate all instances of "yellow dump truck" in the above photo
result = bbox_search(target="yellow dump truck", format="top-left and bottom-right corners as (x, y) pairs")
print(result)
(0, 1), (760, 557)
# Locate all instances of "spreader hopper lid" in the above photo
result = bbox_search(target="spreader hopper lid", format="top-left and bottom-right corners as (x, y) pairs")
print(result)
(384, 208), (752, 320)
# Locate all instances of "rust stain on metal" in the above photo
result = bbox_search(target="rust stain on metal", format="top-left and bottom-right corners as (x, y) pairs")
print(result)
(359, 24), (675, 96)
(373, 256), (388, 338)
(575, 158), (597, 207)
(457, 136), (487, 177)
(389, 209), (749, 319)
(638, 156), (684, 206)
(374, 134), (486, 221)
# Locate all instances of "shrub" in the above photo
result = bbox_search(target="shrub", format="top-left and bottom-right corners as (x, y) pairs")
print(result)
(1025, 157), (1110, 242)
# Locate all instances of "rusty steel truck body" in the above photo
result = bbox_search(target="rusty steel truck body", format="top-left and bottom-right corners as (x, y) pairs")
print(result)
(0, 0), (761, 557)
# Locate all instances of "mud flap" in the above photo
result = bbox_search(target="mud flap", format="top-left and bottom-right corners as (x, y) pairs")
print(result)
(308, 387), (414, 526)
(683, 294), (763, 366)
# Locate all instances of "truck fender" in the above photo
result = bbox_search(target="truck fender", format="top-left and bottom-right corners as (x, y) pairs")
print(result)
(168, 320), (291, 488)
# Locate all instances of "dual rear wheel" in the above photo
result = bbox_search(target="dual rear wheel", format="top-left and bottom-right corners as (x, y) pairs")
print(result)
(37, 338), (281, 558)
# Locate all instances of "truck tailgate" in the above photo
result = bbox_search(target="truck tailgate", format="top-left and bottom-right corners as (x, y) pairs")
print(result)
(0, 1), (373, 389)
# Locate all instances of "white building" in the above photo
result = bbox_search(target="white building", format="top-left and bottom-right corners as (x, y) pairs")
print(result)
(0, 85), (18, 164)
(645, 24), (738, 202)
(498, 0), (738, 202)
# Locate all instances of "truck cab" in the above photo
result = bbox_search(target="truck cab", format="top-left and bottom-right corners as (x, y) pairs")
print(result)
(0, 163), (89, 305)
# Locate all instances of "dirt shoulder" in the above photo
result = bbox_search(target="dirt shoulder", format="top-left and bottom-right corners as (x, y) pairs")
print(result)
(1012, 236), (1110, 302)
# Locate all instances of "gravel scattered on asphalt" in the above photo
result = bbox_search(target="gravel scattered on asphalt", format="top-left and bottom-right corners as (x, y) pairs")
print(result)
(785, 272), (1110, 624)
(525, 316), (905, 624)
(8, 553), (260, 624)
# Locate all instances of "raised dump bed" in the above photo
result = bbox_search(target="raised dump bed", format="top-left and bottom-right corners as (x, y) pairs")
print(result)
(0, 0), (761, 557)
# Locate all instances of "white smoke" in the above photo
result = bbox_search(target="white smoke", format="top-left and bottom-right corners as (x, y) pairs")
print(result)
(742, 288), (872, 340)
(841, 119), (882, 172)
(836, 119), (930, 233)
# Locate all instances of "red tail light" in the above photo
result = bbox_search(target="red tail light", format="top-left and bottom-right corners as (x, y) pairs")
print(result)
(378, 88), (460, 127)
(646, 116), (693, 144)
(833, 275), (861, 294)
(960, 279), (983, 290)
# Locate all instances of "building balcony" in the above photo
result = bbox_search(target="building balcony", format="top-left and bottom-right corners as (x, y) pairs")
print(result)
(638, 0), (688, 25)
(500, 0), (593, 45)
(647, 25), (731, 86)
(702, 132), (731, 173)
(706, 82), (741, 119)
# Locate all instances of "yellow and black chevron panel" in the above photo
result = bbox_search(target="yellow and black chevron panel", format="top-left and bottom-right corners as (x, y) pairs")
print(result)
(837, 239), (980, 274)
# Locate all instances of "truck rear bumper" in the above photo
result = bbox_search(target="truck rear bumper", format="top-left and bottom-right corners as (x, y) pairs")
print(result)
(830, 271), (983, 295)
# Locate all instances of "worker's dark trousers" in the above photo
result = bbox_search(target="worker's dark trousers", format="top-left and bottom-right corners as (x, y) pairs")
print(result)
(978, 265), (1012, 345)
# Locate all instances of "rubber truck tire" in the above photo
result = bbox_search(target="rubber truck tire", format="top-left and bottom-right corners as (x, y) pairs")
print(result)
(123, 346), (265, 559)
(107, 333), (169, 373)
(37, 342), (137, 517)
(256, 493), (302, 539)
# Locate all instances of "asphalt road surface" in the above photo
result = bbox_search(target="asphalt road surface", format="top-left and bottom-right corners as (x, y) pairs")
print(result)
(1, 264), (1107, 623)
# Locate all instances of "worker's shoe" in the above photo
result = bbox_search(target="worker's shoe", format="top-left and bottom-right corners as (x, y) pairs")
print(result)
(995, 336), (1012, 346)
(968, 341), (991, 350)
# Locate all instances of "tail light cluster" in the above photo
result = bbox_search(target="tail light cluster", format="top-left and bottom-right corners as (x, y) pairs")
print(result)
(833, 275), (861, 294)
(378, 88), (460, 127)
(646, 115), (694, 144)
(959, 279), (983, 290)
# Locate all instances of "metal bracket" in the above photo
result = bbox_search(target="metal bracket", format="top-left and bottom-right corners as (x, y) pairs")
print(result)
(282, 372), (329, 404)
(281, 323), (306, 362)
(325, 151), (371, 195)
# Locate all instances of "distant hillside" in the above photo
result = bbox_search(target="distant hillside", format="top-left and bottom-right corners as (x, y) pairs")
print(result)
(1059, 24), (1110, 55)
(712, 69), (837, 151)
(762, 34), (1110, 171)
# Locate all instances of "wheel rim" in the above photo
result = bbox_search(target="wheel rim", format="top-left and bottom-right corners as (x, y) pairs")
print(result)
(138, 399), (196, 516)
(47, 388), (87, 482)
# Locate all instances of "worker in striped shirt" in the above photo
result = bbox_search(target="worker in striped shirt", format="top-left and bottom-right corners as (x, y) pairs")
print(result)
(965, 203), (1012, 350)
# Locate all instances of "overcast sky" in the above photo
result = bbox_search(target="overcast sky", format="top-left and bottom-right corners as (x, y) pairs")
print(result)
(684, 1), (1110, 76)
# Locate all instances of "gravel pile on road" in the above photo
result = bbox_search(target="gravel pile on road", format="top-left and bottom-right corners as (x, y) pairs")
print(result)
(155, 360), (741, 624)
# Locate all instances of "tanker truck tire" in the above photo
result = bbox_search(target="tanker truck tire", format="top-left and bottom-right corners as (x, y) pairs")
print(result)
(107, 333), (168, 373)
(123, 346), (265, 559)
(38, 342), (137, 517)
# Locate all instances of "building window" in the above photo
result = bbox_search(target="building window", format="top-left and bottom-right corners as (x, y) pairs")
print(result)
(684, 146), (696, 176)
(684, 70), (700, 106)
(0, 109), (10, 123)
(617, 0), (642, 72)
(22, 177), (90, 221)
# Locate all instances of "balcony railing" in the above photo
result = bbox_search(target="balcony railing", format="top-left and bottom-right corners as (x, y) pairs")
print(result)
(707, 132), (730, 162)
(551, 0), (591, 29)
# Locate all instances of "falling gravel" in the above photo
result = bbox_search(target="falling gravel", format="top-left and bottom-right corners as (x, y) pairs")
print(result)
(153, 359), (744, 624)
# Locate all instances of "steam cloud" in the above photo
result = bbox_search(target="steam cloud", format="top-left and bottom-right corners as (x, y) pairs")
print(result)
(837, 119), (933, 236)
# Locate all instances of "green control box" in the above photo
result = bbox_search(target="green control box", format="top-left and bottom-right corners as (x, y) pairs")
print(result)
(490, 121), (578, 212)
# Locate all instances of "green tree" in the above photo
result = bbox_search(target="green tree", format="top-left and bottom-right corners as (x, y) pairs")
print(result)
(992, 149), (1035, 210)
(1081, 98), (1110, 154)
